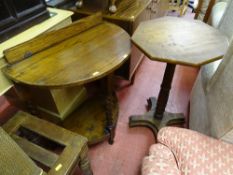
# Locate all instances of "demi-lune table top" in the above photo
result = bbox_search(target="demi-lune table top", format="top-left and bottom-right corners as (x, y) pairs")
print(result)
(3, 17), (130, 88)
(132, 16), (229, 66)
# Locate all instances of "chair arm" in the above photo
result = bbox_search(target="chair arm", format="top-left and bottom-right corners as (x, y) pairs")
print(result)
(157, 127), (233, 175)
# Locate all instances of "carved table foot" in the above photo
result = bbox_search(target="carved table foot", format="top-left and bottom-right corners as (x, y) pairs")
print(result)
(129, 97), (185, 137)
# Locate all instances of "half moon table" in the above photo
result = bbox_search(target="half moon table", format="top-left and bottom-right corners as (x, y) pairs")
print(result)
(129, 16), (228, 136)
(3, 14), (131, 145)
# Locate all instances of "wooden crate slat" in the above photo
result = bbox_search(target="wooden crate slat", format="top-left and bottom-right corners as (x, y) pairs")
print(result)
(12, 135), (59, 168)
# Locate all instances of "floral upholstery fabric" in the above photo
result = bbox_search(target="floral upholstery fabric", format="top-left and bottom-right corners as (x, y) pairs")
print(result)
(142, 127), (233, 175)
(142, 144), (181, 175)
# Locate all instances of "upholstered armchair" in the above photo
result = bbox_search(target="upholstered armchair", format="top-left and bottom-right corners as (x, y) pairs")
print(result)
(142, 127), (233, 175)
(189, 0), (233, 142)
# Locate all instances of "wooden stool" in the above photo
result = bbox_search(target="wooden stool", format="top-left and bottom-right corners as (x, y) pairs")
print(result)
(2, 111), (93, 175)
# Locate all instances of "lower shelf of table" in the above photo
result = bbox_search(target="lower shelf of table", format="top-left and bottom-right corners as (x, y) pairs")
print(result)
(62, 95), (119, 145)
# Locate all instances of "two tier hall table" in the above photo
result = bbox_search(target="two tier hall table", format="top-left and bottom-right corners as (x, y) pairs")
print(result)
(2, 14), (131, 145)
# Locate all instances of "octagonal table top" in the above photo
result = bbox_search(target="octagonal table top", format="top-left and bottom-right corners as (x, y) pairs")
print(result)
(132, 16), (229, 66)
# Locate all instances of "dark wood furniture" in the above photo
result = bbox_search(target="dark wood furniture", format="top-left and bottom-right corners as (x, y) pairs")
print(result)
(49, 0), (152, 82)
(3, 14), (131, 145)
(2, 111), (92, 175)
(0, 0), (49, 43)
(129, 16), (228, 137)
(71, 0), (151, 27)
(71, 0), (151, 82)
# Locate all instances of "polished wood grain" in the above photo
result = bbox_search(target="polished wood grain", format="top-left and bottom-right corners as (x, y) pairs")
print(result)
(71, 0), (152, 82)
(3, 22), (130, 88)
(132, 16), (228, 66)
(3, 111), (93, 175)
(4, 13), (102, 64)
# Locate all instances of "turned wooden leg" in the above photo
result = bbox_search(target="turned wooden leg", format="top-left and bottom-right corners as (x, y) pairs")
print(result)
(105, 94), (116, 144)
(155, 63), (176, 119)
(105, 74), (116, 144)
(79, 145), (93, 175)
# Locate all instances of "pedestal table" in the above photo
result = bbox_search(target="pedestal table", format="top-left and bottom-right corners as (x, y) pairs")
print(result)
(129, 17), (228, 136)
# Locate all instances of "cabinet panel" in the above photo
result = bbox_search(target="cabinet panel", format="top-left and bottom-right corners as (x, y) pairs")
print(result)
(0, 0), (49, 43)
(13, 0), (42, 13)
